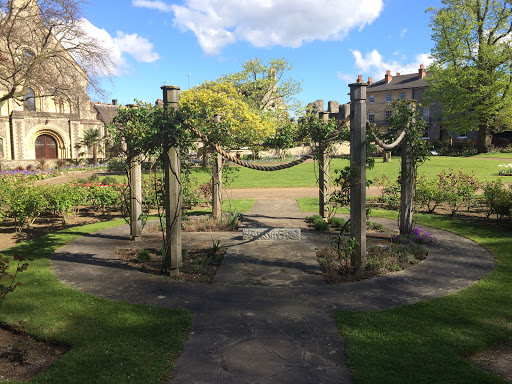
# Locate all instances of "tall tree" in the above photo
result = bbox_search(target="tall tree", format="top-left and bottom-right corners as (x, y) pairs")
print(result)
(220, 57), (303, 117)
(426, 0), (512, 153)
(0, 0), (114, 108)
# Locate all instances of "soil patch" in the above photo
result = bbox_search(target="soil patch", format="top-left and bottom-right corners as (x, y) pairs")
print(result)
(470, 343), (512, 382)
(0, 324), (69, 382)
(115, 236), (225, 283)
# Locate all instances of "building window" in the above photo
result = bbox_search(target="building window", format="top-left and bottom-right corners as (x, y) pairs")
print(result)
(423, 107), (430, 123)
(369, 95), (374, 104)
(385, 110), (392, 121)
(422, 125), (430, 139)
(457, 132), (468, 139)
(24, 87), (36, 111)
(368, 112), (375, 123)
(399, 92), (406, 99)
(386, 94), (392, 103)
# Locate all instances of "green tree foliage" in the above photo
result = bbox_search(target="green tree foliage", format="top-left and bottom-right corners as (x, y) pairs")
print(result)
(426, 0), (512, 153)
(220, 57), (303, 116)
(75, 128), (104, 166)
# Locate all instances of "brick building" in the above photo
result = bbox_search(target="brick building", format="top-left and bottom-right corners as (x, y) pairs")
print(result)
(365, 65), (478, 142)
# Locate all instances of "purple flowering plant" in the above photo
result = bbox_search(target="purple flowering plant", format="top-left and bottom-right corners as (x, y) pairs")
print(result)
(394, 227), (438, 246)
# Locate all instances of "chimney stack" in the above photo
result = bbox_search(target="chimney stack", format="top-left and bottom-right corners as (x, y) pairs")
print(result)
(396, 72), (400, 76)
(357, 75), (363, 83)
(112, 99), (118, 106)
(418, 64), (426, 79)
(368, 77), (373, 85)
(385, 70), (392, 84)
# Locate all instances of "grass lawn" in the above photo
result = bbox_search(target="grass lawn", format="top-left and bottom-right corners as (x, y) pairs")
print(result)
(187, 156), (510, 188)
(472, 152), (512, 159)
(296, 199), (512, 383)
(95, 156), (510, 190)
(0, 220), (192, 384)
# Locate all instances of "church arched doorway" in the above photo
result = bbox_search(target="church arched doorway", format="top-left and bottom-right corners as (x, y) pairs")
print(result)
(35, 134), (58, 159)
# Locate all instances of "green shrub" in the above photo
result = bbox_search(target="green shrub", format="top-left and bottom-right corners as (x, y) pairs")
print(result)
(86, 184), (122, 215)
(328, 216), (347, 229)
(107, 157), (126, 172)
(306, 214), (330, 231)
(101, 176), (118, 186)
(415, 174), (445, 213)
(482, 180), (512, 220)
(367, 221), (384, 232)
(437, 169), (480, 216)
(373, 174), (400, 210)
(137, 249), (151, 263)
(46, 184), (87, 222)
(7, 184), (48, 232)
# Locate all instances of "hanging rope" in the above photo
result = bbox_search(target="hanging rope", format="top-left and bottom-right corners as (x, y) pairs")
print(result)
(187, 117), (349, 172)
(366, 121), (406, 150)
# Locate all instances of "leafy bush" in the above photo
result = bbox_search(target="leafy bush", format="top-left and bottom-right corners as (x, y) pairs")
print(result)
(306, 214), (329, 231)
(328, 217), (347, 231)
(137, 249), (151, 263)
(367, 221), (384, 232)
(107, 157), (126, 172)
(482, 180), (512, 220)
(0, 254), (28, 300)
(84, 183), (123, 215)
(373, 174), (400, 210)
(101, 176), (118, 186)
(46, 184), (87, 222)
(7, 184), (48, 232)
(415, 174), (445, 213)
(437, 169), (480, 216)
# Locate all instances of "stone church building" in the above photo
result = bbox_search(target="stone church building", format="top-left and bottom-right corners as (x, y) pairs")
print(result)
(0, 0), (116, 167)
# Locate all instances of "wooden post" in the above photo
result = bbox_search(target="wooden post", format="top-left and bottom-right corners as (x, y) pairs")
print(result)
(399, 103), (415, 235)
(318, 112), (330, 218)
(212, 114), (223, 219)
(129, 158), (142, 241)
(349, 80), (368, 269)
(161, 85), (182, 276)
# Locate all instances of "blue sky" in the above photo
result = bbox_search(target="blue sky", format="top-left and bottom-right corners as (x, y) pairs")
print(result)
(82, 0), (442, 109)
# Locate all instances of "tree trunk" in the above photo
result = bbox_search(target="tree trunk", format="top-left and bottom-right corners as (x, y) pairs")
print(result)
(202, 140), (208, 168)
(477, 125), (491, 153)
(92, 145), (98, 166)
(399, 143), (416, 235)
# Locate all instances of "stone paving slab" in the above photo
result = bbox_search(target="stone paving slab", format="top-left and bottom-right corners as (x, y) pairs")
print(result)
(50, 198), (495, 384)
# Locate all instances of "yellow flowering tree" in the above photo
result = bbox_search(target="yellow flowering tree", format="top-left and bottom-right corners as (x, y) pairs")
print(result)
(179, 81), (274, 151)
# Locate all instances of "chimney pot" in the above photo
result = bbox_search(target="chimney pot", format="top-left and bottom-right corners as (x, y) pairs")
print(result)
(368, 77), (373, 85)
(396, 72), (400, 76)
(112, 99), (118, 105)
(418, 64), (426, 79)
(357, 75), (363, 83)
(385, 70), (392, 84)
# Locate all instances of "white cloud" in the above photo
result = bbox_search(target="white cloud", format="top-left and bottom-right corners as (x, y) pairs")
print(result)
(114, 32), (160, 63)
(132, 0), (173, 12)
(400, 28), (407, 39)
(134, 0), (384, 55)
(351, 49), (433, 80)
(77, 19), (160, 76)
(337, 72), (357, 84)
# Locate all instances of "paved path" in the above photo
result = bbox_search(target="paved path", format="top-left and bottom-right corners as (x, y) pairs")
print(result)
(51, 198), (495, 384)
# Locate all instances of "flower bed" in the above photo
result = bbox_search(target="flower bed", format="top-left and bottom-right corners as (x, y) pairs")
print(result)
(498, 163), (512, 176)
